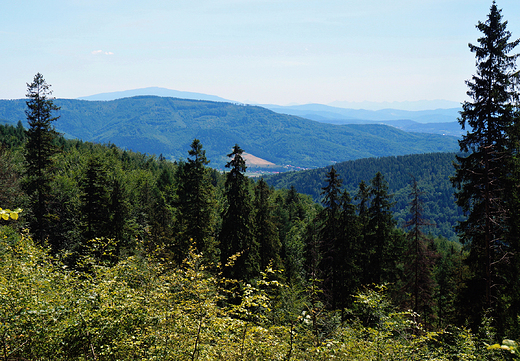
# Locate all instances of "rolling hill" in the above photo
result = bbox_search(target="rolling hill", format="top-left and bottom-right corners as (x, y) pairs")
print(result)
(0, 96), (460, 169)
(264, 152), (463, 240)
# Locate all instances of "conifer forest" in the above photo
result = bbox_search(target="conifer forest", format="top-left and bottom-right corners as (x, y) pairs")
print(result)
(3, 3), (520, 360)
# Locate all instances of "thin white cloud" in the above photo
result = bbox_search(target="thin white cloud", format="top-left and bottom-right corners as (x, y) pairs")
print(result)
(91, 50), (114, 55)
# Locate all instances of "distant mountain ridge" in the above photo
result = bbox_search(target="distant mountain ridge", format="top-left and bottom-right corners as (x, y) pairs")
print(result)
(262, 104), (464, 136)
(263, 103), (460, 123)
(328, 99), (461, 111)
(77, 87), (460, 111)
(76, 88), (463, 135)
(77, 87), (234, 103)
(0, 96), (460, 169)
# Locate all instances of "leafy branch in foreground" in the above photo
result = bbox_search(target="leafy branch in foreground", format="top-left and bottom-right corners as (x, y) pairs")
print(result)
(0, 207), (22, 221)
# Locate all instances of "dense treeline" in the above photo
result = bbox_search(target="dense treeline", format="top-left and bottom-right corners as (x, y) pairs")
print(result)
(265, 152), (464, 240)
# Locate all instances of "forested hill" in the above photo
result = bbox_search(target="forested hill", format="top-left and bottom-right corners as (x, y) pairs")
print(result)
(265, 152), (463, 240)
(0, 96), (459, 169)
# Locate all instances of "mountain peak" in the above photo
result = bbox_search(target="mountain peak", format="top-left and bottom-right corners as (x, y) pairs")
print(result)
(77, 87), (234, 103)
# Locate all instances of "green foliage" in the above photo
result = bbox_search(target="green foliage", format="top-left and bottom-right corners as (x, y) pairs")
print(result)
(2, 227), (500, 361)
(0, 145), (25, 213)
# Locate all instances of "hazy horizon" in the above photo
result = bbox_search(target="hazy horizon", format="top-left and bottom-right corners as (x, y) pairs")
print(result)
(73, 86), (461, 111)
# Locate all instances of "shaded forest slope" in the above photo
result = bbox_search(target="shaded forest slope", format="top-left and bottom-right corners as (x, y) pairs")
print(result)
(265, 152), (463, 240)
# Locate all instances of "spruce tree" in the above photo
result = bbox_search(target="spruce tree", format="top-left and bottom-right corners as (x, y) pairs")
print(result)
(317, 166), (343, 308)
(367, 172), (396, 284)
(254, 178), (282, 272)
(219, 144), (258, 281)
(23, 73), (60, 247)
(336, 190), (362, 313)
(175, 139), (217, 263)
(108, 176), (130, 252)
(403, 177), (437, 324)
(148, 172), (175, 258)
(451, 1), (519, 328)
(80, 155), (110, 242)
(355, 180), (372, 285)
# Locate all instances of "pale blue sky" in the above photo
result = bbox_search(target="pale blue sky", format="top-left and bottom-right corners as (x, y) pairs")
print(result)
(2, 0), (520, 106)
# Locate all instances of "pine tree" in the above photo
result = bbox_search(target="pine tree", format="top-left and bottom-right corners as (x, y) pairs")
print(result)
(219, 144), (258, 281)
(451, 1), (520, 328)
(23, 73), (60, 247)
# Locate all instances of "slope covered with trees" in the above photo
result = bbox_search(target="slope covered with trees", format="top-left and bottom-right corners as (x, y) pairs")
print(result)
(265, 152), (463, 240)
(0, 96), (459, 169)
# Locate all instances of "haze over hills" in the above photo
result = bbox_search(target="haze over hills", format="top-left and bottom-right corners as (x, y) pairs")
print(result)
(77, 87), (234, 103)
(0, 95), (459, 169)
(328, 99), (461, 111)
(264, 104), (464, 137)
(76, 88), (464, 136)
(76, 87), (461, 111)
(263, 104), (461, 123)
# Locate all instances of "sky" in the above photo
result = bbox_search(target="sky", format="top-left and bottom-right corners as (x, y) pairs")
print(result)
(2, 0), (520, 107)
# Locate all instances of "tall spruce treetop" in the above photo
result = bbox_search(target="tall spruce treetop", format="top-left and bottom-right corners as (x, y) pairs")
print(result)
(452, 1), (519, 323)
(459, 1), (519, 153)
(24, 73), (60, 246)
(321, 166), (342, 215)
(25, 73), (60, 170)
